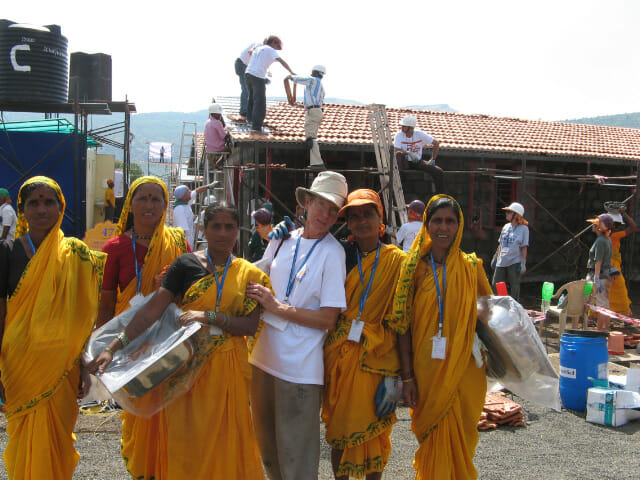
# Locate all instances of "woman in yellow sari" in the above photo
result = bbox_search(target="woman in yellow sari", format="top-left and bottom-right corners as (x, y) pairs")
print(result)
(391, 195), (492, 480)
(90, 201), (267, 479)
(0, 176), (105, 480)
(95, 176), (189, 478)
(322, 189), (406, 480)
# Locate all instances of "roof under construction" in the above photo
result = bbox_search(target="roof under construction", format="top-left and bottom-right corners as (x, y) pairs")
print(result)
(226, 102), (640, 163)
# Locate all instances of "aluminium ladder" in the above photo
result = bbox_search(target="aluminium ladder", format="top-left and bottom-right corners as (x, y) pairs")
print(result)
(367, 104), (408, 230)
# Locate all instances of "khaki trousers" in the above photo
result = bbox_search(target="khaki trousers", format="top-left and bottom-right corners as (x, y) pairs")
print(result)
(305, 108), (324, 166)
(250, 366), (322, 480)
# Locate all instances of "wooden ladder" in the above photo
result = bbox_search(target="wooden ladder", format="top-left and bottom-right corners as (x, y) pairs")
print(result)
(367, 104), (408, 230)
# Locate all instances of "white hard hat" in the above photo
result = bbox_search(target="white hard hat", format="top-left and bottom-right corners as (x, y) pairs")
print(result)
(208, 103), (223, 114)
(312, 64), (326, 74)
(400, 115), (417, 128)
(503, 202), (525, 217)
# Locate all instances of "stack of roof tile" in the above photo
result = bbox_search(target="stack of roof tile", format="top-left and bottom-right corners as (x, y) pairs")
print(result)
(478, 392), (525, 431)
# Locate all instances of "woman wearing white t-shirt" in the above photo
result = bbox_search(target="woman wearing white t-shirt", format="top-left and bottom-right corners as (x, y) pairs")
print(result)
(246, 171), (348, 480)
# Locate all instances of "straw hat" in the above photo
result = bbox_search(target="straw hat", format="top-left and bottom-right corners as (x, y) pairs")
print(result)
(295, 171), (348, 209)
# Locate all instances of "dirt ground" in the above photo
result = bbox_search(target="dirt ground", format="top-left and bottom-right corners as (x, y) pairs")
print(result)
(0, 282), (638, 479)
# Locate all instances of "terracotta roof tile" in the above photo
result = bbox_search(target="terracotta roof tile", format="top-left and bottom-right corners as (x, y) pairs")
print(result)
(228, 102), (640, 162)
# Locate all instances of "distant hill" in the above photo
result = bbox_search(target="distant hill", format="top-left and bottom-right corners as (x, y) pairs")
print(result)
(562, 112), (640, 129)
(405, 104), (458, 113)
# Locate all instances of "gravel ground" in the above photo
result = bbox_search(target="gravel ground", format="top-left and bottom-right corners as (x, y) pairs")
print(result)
(0, 282), (638, 479)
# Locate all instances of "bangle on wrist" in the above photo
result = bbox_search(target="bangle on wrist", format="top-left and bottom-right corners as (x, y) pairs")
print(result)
(104, 346), (115, 355)
(402, 376), (415, 383)
(206, 310), (217, 326)
(116, 331), (130, 348)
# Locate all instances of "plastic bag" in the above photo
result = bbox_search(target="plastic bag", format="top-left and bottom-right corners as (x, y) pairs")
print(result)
(84, 294), (204, 417)
(476, 295), (561, 411)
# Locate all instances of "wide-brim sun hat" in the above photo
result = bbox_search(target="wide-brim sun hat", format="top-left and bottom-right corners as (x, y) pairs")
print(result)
(338, 188), (383, 218)
(502, 202), (525, 217)
(295, 171), (348, 209)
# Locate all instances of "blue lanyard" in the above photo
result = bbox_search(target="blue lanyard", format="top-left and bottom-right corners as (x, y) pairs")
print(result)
(26, 232), (37, 256)
(285, 233), (326, 303)
(355, 241), (381, 321)
(430, 252), (446, 335)
(206, 250), (232, 312)
(131, 230), (145, 294)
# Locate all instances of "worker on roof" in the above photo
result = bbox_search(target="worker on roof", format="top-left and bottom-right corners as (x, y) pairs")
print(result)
(235, 42), (261, 121)
(245, 35), (295, 133)
(394, 115), (446, 194)
(288, 65), (327, 170)
(204, 103), (230, 157)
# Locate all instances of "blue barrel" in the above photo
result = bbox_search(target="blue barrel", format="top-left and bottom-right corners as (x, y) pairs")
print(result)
(559, 330), (609, 411)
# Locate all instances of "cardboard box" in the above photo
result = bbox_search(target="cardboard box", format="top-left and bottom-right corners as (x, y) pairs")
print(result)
(586, 388), (640, 427)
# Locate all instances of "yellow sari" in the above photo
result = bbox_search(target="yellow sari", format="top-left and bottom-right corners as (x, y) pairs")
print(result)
(390, 195), (492, 480)
(323, 244), (406, 478)
(110, 177), (189, 479)
(609, 231), (631, 314)
(164, 258), (269, 479)
(1, 176), (105, 480)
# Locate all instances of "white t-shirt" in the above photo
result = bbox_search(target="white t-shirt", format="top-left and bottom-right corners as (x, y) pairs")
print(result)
(396, 220), (422, 252)
(240, 42), (260, 65)
(0, 203), (17, 241)
(245, 45), (280, 79)
(173, 191), (197, 248)
(250, 228), (347, 384)
(394, 130), (435, 155)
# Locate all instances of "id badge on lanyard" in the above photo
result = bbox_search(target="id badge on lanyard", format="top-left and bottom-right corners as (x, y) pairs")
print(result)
(347, 242), (381, 343)
(430, 253), (447, 360)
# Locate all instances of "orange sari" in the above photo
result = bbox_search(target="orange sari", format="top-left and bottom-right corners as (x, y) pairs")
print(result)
(323, 244), (406, 478)
(2, 177), (105, 480)
(390, 195), (492, 479)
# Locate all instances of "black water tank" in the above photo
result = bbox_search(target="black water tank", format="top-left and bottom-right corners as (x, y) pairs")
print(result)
(69, 52), (112, 102)
(0, 19), (69, 103)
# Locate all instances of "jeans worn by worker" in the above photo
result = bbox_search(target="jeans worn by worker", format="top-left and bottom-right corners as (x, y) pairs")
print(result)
(246, 73), (267, 131)
(395, 152), (446, 194)
(492, 263), (522, 302)
(235, 58), (249, 117)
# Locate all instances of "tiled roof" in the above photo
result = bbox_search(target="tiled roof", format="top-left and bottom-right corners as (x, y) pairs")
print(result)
(229, 102), (640, 162)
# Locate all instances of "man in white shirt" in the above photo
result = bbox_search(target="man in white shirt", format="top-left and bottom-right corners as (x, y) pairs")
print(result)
(246, 171), (348, 480)
(396, 199), (425, 252)
(0, 188), (17, 242)
(394, 115), (446, 194)
(245, 35), (295, 133)
(172, 184), (210, 249)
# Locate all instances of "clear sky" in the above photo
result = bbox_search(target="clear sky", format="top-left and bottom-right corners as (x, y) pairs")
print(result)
(4, 0), (640, 120)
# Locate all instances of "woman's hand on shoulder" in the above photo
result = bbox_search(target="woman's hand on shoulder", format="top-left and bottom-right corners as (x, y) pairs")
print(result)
(246, 281), (279, 312)
(179, 310), (206, 326)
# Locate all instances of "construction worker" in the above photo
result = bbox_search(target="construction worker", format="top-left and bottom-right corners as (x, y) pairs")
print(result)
(492, 202), (529, 302)
(394, 115), (446, 194)
(173, 184), (212, 249)
(288, 65), (326, 169)
(104, 180), (116, 222)
(245, 35), (295, 133)
(204, 103), (229, 156)
(235, 42), (261, 120)
(608, 205), (637, 315)
(0, 188), (17, 242)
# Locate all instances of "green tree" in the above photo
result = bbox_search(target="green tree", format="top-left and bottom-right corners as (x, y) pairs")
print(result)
(115, 161), (144, 182)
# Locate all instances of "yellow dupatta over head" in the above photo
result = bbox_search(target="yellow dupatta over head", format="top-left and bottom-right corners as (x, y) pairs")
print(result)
(114, 176), (188, 314)
(1, 176), (105, 418)
(390, 194), (488, 442)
